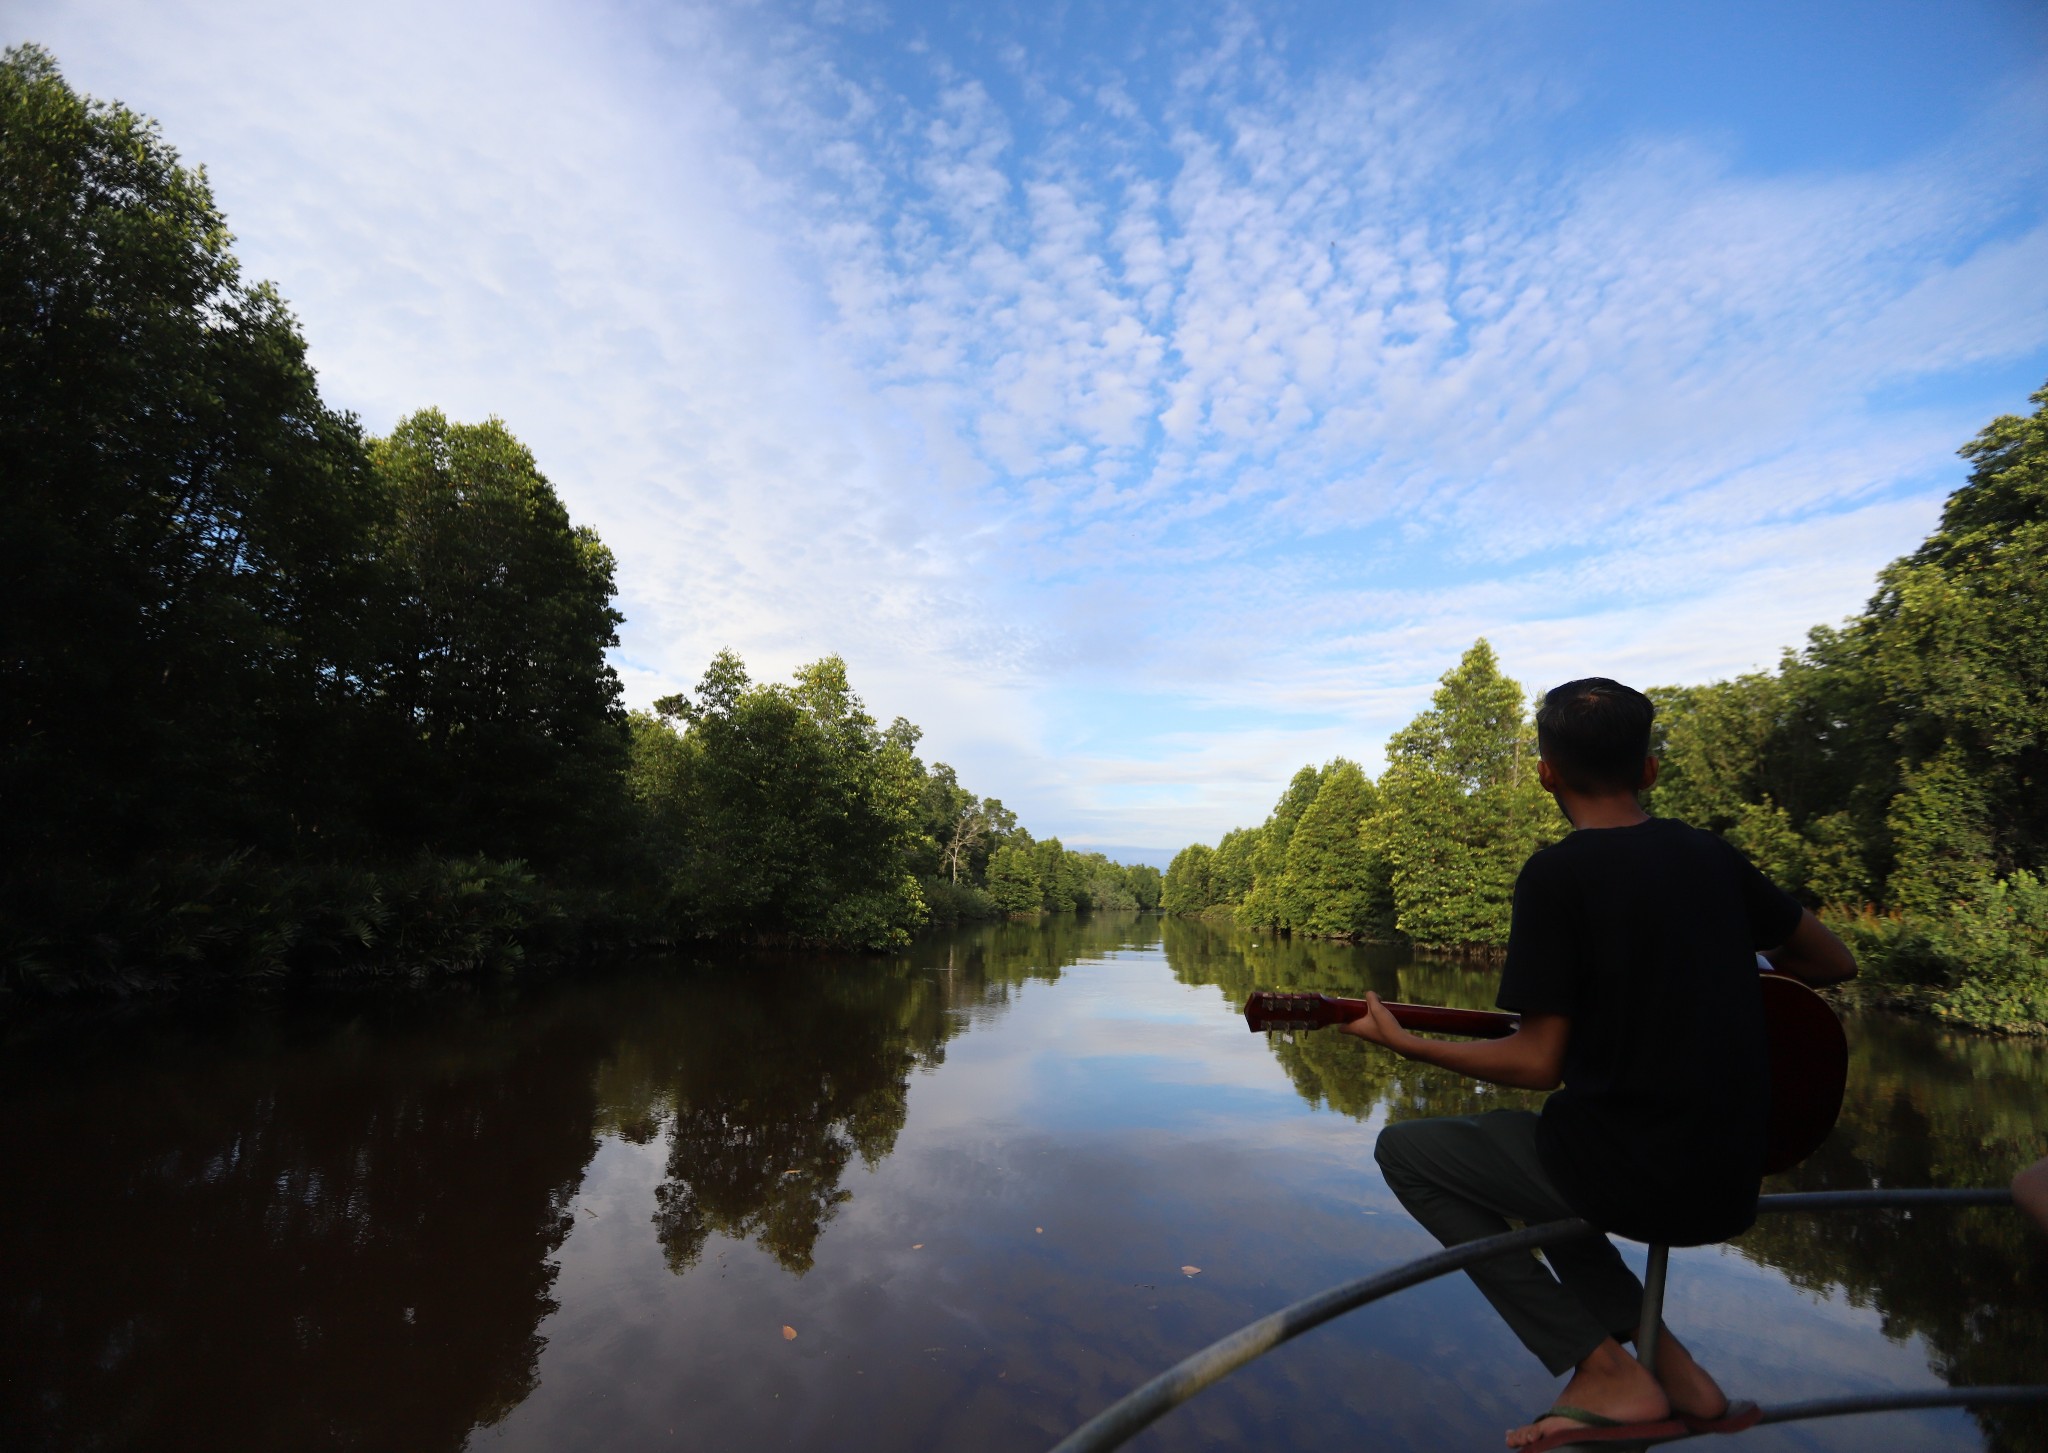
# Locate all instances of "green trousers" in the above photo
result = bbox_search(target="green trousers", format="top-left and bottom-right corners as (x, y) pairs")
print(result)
(1374, 1110), (1645, 1376)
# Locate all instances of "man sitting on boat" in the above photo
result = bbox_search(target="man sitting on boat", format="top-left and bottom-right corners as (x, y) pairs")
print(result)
(1339, 676), (1857, 1451)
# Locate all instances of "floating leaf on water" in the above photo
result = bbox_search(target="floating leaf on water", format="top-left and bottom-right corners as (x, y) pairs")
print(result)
(781, 1325), (798, 1341)
(1181, 1266), (1201, 1276)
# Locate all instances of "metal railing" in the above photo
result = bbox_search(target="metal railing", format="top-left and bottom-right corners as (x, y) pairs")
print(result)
(1048, 1187), (2042, 1453)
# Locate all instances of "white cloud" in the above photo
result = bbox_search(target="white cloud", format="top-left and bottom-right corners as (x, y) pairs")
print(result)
(15, 0), (2046, 847)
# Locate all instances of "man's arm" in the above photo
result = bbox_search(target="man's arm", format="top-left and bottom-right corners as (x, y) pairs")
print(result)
(1763, 908), (1858, 986)
(1338, 993), (1569, 1091)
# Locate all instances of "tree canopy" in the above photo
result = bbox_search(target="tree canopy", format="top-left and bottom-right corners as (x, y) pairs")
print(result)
(0, 46), (1154, 992)
(1168, 641), (1556, 954)
(3, 43), (388, 864)
(1166, 403), (2048, 1031)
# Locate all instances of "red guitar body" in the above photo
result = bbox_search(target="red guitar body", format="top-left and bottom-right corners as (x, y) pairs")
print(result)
(1243, 972), (1846, 1174)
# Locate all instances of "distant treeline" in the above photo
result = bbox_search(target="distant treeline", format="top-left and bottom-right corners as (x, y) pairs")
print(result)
(0, 47), (1152, 996)
(1163, 639), (1551, 953)
(1167, 384), (2048, 1035)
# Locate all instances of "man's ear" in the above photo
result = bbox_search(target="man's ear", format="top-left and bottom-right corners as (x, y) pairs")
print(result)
(1639, 756), (1660, 792)
(1537, 757), (1561, 793)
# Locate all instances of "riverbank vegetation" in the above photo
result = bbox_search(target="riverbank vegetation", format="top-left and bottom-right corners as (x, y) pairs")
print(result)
(1167, 385), (2048, 1034)
(1164, 639), (1553, 959)
(0, 47), (1151, 997)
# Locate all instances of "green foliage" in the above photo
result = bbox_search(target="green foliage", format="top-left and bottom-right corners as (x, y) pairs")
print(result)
(0, 47), (1165, 992)
(1372, 640), (1558, 949)
(0, 49), (651, 990)
(985, 844), (1043, 914)
(0, 851), (623, 993)
(1882, 748), (1996, 919)
(1031, 836), (1079, 914)
(1865, 387), (2048, 794)
(1724, 797), (1809, 894)
(1930, 872), (2048, 1033)
(1237, 765), (1325, 928)
(1645, 669), (1883, 905)
(1065, 852), (1155, 911)
(1172, 643), (1553, 950)
(629, 653), (929, 949)
(1170, 376), (2048, 1023)
(1644, 382), (2048, 1030)
(1646, 673), (1789, 833)
(1211, 827), (1258, 905)
(2, 44), (391, 863)
(622, 659), (1154, 949)
(963, 838), (1158, 918)
(1166, 821), (1282, 920)
(368, 410), (629, 868)
(1280, 760), (1395, 939)
(1162, 843), (1217, 915)
(915, 762), (1018, 888)
(820, 878), (931, 953)
(1828, 872), (2048, 1035)
(919, 875), (1001, 925)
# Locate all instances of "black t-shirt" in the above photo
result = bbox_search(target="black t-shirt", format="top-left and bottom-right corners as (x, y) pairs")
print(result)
(1496, 817), (1803, 1246)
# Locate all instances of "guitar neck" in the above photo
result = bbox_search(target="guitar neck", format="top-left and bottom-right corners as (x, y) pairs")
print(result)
(1244, 990), (1518, 1039)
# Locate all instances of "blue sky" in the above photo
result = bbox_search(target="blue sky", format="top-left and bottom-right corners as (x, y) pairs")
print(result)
(18, 0), (2048, 858)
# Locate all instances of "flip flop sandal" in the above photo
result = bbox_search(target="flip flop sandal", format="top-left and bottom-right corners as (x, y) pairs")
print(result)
(1679, 1398), (1762, 1435)
(1520, 1404), (1689, 1453)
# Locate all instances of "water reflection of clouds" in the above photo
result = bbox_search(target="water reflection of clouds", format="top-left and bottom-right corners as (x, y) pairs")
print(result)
(17, 920), (2027, 1453)
(1655, 1248), (1980, 1453)
(504, 1089), (1979, 1452)
(908, 957), (1356, 1137)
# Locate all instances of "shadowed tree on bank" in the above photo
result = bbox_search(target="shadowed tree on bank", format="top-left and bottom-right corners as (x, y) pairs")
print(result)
(368, 409), (630, 870)
(1, 44), (390, 866)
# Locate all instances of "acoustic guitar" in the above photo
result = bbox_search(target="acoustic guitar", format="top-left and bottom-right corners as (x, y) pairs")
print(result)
(1243, 972), (1847, 1175)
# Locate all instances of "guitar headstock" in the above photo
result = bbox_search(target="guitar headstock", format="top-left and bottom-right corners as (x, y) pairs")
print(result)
(1243, 991), (1339, 1032)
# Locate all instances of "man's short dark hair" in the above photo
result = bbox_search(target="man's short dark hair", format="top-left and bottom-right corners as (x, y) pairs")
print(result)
(1535, 678), (1656, 794)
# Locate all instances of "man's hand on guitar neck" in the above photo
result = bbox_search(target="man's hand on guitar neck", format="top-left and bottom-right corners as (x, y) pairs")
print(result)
(1339, 992), (1571, 1092)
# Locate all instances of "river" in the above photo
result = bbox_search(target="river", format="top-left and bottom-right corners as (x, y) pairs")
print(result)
(1, 914), (2041, 1452)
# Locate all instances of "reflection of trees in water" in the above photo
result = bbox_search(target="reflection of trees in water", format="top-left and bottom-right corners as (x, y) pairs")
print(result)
(597, 965), (935, 1275)
(597, 912), (1167, 1275)
(1160, 916), (1543, 1121)
(26, 916), (2028, 1452)
(1162, 917), (2048, 1453)
(1740, 1014), (2048, 1452)
(0, 992), (610, 1453)
(0, 915), (1161, 1451)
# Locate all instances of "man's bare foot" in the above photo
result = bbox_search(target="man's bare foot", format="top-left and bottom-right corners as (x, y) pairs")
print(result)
(1505, 1339), (1669, 1449)
(1646, 1326), (1732, 1422)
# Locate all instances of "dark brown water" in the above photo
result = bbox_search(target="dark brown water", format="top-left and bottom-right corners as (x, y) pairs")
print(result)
(1, 915), (2041, 1452)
